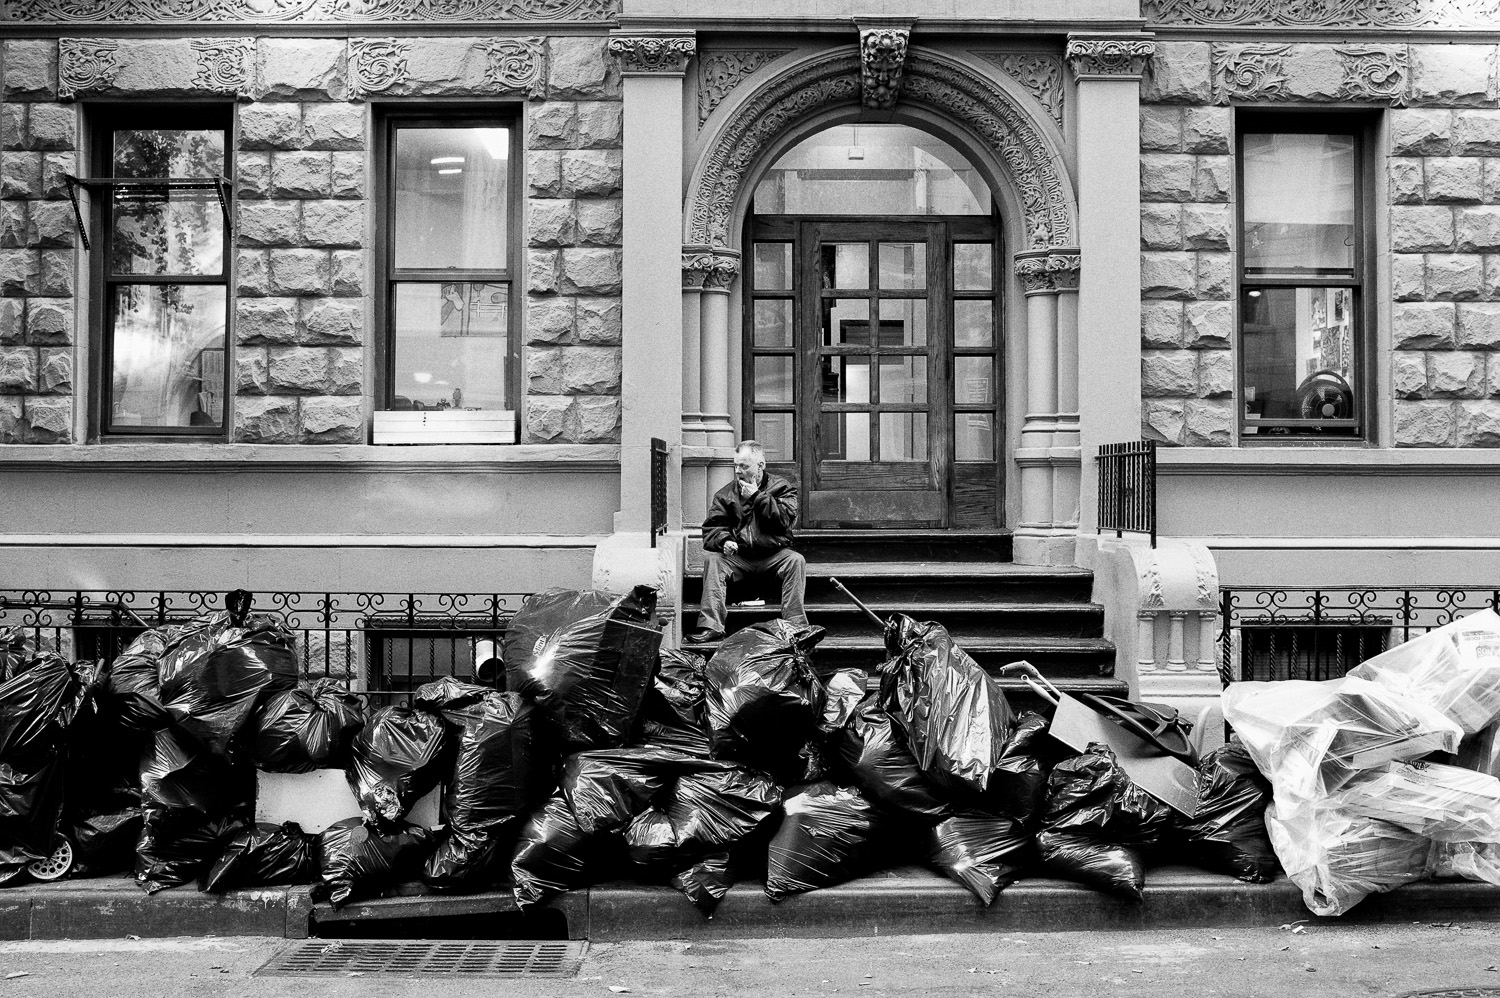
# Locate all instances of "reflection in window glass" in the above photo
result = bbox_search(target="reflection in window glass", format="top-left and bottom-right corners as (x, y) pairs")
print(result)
(879, 356), (926, 404)
(114, 129), (224, 179)
(819, 243), (869, 290)
(954, 300), (994, 347)
(953, 244), (992, 291)
(392, 282), (509, 411)
(1240, 286), (1357, 431)
(754, 355), (794, 403)
(955, 357), (993, 405)
(754, 243), (792, 290)
(822, 412), (870, 462)
(753, 413), (794, 462)
(955, 413), (994, 461)
(111, 129), (225, 276)
(1242, 132), (1355, 277)
(821, 356), (869, 403)
(878, 243), (925, 290)
(753, 299), (793, 347)
(878, 299), (926, 347)
(394, 127), (509, 271)
(109, 284), (226, 429)
(880, 412), (928, 462)
(822, 299), (870, 344)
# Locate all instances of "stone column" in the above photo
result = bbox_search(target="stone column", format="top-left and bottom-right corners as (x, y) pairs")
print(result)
(1067, 34), (1154, 564)
(608, 32), (695, 532)
(1013, 250), (1058, 565)
(681, 250), (711, 523)
(1051, 253), (1082, 531)
(700, 253), (739, 499)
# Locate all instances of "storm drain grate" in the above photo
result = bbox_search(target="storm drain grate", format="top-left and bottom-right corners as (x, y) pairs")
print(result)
(255, 939), (587, 978)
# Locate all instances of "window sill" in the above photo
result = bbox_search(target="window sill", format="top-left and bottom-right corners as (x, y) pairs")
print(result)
(0, 442), (620, 474)
(1158, 447), (1500, 476)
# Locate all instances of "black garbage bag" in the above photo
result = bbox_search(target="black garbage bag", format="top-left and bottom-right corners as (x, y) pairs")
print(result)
(0, 751), (65, 879)
(311, 816), (435, 909)
(512, 793), (606, 910)
(927, 813), (1034, 906)
(1035, 749), (1175, 902)
(0, 652), (87, 759)
(705, 620), (826, 782)
(0, 654), (89, 876)
(68, 807), (144, 878)
(1173, 742), (1279, 883)
(662, 765), (781, 858)
(623, 807), (678, 868)
(250, 679), (366, 773)
(0, 627), (28, 682)
(835, 696), (950, 821)
(561, 746), (690, 835)
(135, 727), (255, 893)
(765, 781), (894, 901)
(973, 712), (1054, 828)
(202, 821), (316, 892)
(504, 586), (662, 753)
(671, 852), (734, 916)
(878, 615), (1013, 797)
(104, 629), (175, 733)
(415, 678), (543, 891)
(346, 705), (450, 829)
(634, 650), (712, 757)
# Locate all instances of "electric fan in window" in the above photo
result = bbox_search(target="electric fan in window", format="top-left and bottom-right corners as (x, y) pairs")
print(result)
(1297, 370), (1353, 419)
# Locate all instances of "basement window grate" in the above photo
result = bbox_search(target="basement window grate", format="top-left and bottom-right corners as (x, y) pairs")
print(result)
(255, 939), (587, 978)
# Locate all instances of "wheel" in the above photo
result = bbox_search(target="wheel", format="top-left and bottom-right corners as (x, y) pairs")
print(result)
(27, 837), (72, 882)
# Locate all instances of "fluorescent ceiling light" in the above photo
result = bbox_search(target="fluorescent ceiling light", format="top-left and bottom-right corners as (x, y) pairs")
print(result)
(431, 156), (465, 165)
(438, 168), (463, 175)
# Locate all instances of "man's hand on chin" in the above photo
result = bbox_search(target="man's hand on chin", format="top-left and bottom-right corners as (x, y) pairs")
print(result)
(737, 477), (758, 498)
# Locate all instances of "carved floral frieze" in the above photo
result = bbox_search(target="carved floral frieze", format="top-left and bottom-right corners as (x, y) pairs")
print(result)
(483, 37), (547, 98)
(3, 0), (613, 22)
(189, 37), (254, 96)
(346, 37), (410, 100)
(607, 35), (695, 75)
(58, 37), (120, 99)
(1145, 0), (1500, 29)
(696, 50), (791, 129)
(859, 27), (909, 110)
(975, 52), (1064, 128)
(1065, 37), (1155, 79)
(1211, 44), (1290, 105)
(1335, 46), (1409, 106)
(1213, 44), (1412, 107)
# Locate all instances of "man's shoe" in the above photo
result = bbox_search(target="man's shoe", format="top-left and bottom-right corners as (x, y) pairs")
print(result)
(685, 628), (725, 644)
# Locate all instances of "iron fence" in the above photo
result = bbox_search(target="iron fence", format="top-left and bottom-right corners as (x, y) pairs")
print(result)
(650, 436), (668, 547)
(1217, 585), (1500, 687)
(1097, 439), (1157, 548)
(0, 589), (529, 707)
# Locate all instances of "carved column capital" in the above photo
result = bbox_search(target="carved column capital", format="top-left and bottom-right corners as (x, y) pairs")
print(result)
(1015, 249), (1080, 295)
(1065, 34), (1156, 81)
(608, 33), (696, 76)
(702, 254), (740, 291)
(858, 22), (910, 110)
(682, 250), (715, 290)
(1046, 249), (1081, 292)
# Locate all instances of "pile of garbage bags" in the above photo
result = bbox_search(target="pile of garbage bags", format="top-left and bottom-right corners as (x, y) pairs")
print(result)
(1225, 608), (1500, 915)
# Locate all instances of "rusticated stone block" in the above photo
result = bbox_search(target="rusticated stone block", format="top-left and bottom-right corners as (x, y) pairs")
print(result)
(576, 102), (623, 149)
(1183, 399), (1232, 446)
(1192, 156), (1232, 202)
(1389, 160), (1425, 206)
(271, 152), (333, 199)
(0, 346), (36, 392)
(1141, 301), (1183, 348)
(331, 152), (365, 199)
(562, 345), (621, 394)
(303, 104), (365, 151)
(1196, 253), (1233, 299)
(235, 396), (299, 442)
(576, 199), (622, 246)
(1392, 206), (1455, 252)
(269, 249), (329, 295)
(1456, 111), (1500, 156)
(239, 104), (306, 151)
(326, 347), (362, 394)
(237, 249), (271, 297)
(1410, 45), (1499, 108)
(527, 348), (564, 394)
(1392, 254), (1426, 301)
(237, 297), (298, 344)
(238, 200), (302, 247)
(528, 199), (576, 247)
(575, 395), (620, 442)
(1427, 254), (1485, 300)
(1395, 400), (1456, 445)
(526, 295), (575, 344)
(1429, 351), (1485, 397)
(548, 37), (615, 100)
(1140, 204), (1180, 251)
(560, 150), (622, 198)
(1143, 398), (1186, 445)
(1182, 106), (1231, 154)
(301, 299), (363, 344)
(1139, 106), (1181, 152)
(1394, 302), (1456, 348)
(1183, 301), (1232, 348)
(268, 346), (331, 393)
(1458, 207), (1500, 252)
(1458, 303), (1500, 348)
(23, 396), (70, 443)
(0, 105), (22, 151)
(1141, 252), (1196, 300)
(1, 151), (43, 200)
(37, 250), (71, 296)
(1139, 154), (1194, 202)
(300, 396), (363, 443)
(26, 201), (72, 248)
(0, 299), (21, 344)
(527, 102), (577, 149)
(1141, 350), (1197, 398)
(301, 200), (364, 248)
(237, 350), (269, 394)
(1393, 352), (1427, 398)
(1, 41), (58, 102)
(237, 152), (271, 199)
(40, 153), (72, 201)
(1486, 256), (1500, 300)
(528, 248), (560, 294)
(1485, 160), (1500, 205)
(1427, 158), (1484, 204)
(1142, 42), (1212, 104)
(330, 251), (363, 297)
(560, 248), (621, 295)
(0, 201), (23, 247)
(528, 150), (562, 198)
(256, 40), (347, 101)
(0, 249), (37, 296)
(1182, 203), (1231, 251)
(1390, 110), (1453, 156)
(1198, 349), (1233, 397)
(25, 105), (76, 152)
(525, 395), (574, 442)
(0, 395), (22, 442)
(1458, 401), (1500, 447)
(576, 297), (621, 345)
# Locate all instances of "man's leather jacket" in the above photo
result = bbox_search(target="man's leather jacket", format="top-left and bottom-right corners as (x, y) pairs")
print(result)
(701, 473), (798, 559)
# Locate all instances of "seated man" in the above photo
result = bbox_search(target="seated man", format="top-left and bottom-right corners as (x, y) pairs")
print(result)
(686, 440), (808, 643)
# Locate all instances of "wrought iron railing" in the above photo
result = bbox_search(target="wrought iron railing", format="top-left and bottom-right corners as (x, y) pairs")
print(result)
(0, 589), (528, 707)
(1217, 586), (1500, 687)
(650, 436), (668, 547)
(1097, 439), (1157, 548)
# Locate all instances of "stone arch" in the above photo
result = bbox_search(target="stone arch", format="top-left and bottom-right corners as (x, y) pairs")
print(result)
(685, 47), (1076, 252)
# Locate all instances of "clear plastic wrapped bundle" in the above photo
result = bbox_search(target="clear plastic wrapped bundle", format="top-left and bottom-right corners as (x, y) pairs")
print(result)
(1329, 760), (1500, 843)
(1350, 610), (1500, 736)
(1432, 840), (1500, 887)
(1265, 796), (1434, 917)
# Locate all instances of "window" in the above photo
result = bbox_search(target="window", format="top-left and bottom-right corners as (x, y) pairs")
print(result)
(379, 115), (517, 414)
(1237, 115), (1369, 439)
(92, 108), (232, 436)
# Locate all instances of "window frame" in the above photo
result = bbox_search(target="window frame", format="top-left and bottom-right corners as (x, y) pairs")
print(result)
(374, 108), (522, 416)
(88, 103), (234, 441)
(1234, 110), (1377, 444)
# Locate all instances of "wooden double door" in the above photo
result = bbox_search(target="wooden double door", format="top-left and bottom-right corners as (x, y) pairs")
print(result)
(745, 216), (1004, 528)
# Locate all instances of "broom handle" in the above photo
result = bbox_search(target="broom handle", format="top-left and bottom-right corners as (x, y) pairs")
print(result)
(828, 577), (887, 632)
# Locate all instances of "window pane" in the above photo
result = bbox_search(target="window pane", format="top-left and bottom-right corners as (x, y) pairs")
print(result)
(879, 356), (926, 404)
(754, 243), (792, 290)
(111, 129), (226, 277)
(878, 242), (926, 290)
(955, 413), (994, 461)
(1243, 132), (1355, 277)
(878, 299), (926, 347)
(821, 412), (870, 462)
(394, 127), (509, 271)
(754, 355), (793, 403)
(953, 243), (992, 291)
(822, 298), (870, 345)
(955, 356), (993, 404)
(392, 282), (509, 411)
(879, 412), (928, 462)
(109, 284), (225, 429)
(821, 356), (869, 403)
(113, 129), (224, 179)
(954, 300), (994, 347)
(753, 412), (794, 462)
(819, 243), (869, 290)
(1241, 286), (1357, 431)
(753, 299), (792, 347)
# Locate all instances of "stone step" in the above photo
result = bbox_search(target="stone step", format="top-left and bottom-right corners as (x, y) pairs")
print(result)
(683, 564), (1098, 605)
(682, 601), (1105, 640)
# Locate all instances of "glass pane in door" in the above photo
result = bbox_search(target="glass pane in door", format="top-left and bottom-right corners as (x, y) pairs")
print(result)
(880, 412), (928, 461)
(878, 243), (926, 290)
(879, 299), (926, 346)
(820, 243), (869, 290)
(821, 356), (869, 403)
(879, 356), (926, 403)
(822, 412), (871, 461)
(822, 299), (870, 344)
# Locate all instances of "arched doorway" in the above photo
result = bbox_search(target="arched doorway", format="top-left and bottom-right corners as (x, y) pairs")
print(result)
(744, 123), (1003, 528)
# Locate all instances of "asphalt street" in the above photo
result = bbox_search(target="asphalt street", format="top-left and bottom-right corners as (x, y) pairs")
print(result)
(2, 923), (1499, 998)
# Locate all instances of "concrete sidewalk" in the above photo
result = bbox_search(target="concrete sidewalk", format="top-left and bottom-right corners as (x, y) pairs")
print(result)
(4, 866), (1500, 942)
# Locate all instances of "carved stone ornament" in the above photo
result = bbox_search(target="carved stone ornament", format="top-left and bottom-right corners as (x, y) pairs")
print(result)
(1212, 44), (1290, 105)
(687, 50), (1074, 252)
(607, 35), (696, 76)
(347, 37), (410, 100)
(1144, 0), (1500, 29)
(1014, 249), (1080, 294)
(482, 37), (546, 99)
(975, 52), (1063, 128)
(682, 251), (715, 290)
(703, 254), (739, 291)
(860, 27), (909, 110)
(3, 0), (615, 23)
(697, 50), (791, 129)
(58, 37), (120, 100)
(190, 37), (254, 95)
(1064, 37), (1155, 80)
(1336, 46), (1409, 106)
(1046, 250), (1081, 292)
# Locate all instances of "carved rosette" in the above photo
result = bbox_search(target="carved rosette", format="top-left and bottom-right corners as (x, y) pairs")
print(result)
(607, 35), (696, 76)
(1212, 45), (1290, 105)
(347, 37), (410, 101)
(57, 37), (120, 100)
(859, 27), (909, 110)
(482, 37), (546, 99)
(1336, 46), (1409, 106)
(697, 50), (791, 129)
(1144, 0), (1500, 29)
(976, 52), (1063, 127)
(189, 37), (254, 95)
(3, 0), (617, 23)
(1064, 37), (1155, 80)
(1014, 249), (1081, 295)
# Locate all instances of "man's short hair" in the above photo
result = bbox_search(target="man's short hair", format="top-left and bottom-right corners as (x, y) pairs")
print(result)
(736, 440), (766, 464)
